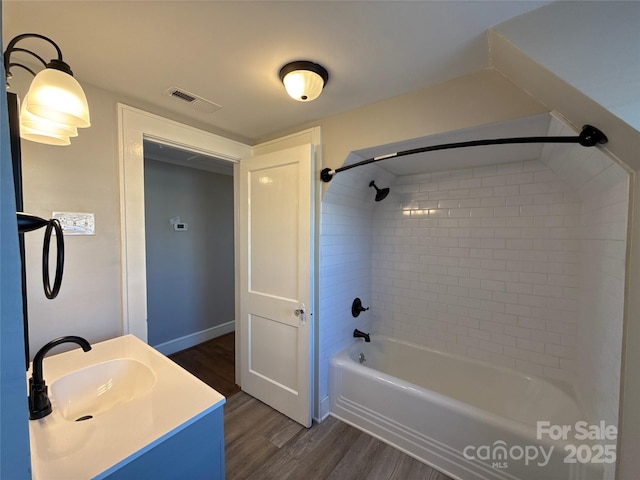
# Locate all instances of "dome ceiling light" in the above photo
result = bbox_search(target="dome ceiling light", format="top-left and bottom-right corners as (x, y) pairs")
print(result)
(279, 60), (329, 102)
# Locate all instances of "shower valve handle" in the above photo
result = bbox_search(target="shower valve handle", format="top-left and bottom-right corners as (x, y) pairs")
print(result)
(352, 298), (369, 317)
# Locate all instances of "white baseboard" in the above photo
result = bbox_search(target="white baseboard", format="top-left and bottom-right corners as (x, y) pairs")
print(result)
(153, 321), (235, 356)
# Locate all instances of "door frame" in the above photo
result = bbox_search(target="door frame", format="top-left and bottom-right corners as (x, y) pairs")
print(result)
(117, 104), (251, 342)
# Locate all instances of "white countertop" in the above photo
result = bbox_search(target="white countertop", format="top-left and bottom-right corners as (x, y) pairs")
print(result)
(28, 335), (225, 479)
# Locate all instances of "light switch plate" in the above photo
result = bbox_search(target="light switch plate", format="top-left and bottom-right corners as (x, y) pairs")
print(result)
(52, 212), (95, 235)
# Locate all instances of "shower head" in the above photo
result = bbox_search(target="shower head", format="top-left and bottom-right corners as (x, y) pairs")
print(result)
(369, 180), (390, 202)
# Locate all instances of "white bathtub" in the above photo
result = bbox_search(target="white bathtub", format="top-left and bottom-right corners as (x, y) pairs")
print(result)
(330, 336), (603, 480)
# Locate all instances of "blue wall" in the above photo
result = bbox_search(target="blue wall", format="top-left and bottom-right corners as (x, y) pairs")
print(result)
(0, 5), (32, 477)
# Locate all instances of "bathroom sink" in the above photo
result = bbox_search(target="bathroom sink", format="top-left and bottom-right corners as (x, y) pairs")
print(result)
(29, 335), (225, 480)
(50, 358), (156, 421)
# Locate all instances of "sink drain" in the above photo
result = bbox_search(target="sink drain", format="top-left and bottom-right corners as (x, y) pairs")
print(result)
(75, 415), (93, 422)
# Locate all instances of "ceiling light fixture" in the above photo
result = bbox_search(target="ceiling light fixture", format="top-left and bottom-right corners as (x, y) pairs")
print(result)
(279, 60), (329, 102)
(4, 33), (91, 145)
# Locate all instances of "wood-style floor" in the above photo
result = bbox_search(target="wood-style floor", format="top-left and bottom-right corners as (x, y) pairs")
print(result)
(169, 332), (241, 398)
(169, 333), (454, 480)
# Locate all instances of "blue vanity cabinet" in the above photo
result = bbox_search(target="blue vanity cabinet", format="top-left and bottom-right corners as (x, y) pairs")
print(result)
(100, 403), (225, 480)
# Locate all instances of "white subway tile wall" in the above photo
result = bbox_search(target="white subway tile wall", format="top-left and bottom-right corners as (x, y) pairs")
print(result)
(371, 159), (582, 380)
(318, 163), (394, 419)
(540, 116), (629, 480)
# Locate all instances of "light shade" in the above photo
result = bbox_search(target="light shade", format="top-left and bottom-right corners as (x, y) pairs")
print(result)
(24, 68), (91, 128)
(20, 124), (71, 146)
(279, 61), (329, 102)
(20, 102), (78, 138)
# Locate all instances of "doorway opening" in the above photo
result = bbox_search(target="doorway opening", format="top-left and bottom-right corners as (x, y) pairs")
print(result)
(143, 140), (235, 353)
(142, 140), (239, 397)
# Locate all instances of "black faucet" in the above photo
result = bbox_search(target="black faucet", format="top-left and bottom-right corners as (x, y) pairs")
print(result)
(29, 336), (92, 420)
(353, 329), (370, 343)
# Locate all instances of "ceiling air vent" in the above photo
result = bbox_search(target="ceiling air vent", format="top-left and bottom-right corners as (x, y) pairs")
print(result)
(164, 86), (222, 114)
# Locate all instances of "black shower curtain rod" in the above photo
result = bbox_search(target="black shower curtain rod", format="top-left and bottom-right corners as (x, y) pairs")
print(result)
(320, 124), (608, 183)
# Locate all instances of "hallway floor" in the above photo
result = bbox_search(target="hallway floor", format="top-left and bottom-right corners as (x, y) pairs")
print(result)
(169, 332), (241, 398)
(169, 333), (453, 480)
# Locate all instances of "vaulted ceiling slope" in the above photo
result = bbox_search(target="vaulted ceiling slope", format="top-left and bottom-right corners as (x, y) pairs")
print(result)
(2, 0), (549, 143)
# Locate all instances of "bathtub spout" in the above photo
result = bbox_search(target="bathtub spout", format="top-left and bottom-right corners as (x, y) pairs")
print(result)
(353, 329), (370, 342)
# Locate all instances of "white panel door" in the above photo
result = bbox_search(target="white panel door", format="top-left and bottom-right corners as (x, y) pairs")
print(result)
(239, 144), (314, 427)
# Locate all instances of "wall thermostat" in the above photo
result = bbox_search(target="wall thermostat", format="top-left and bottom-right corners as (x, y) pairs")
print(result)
(169, 216), (188, 232)
(173, 223), (188, 231)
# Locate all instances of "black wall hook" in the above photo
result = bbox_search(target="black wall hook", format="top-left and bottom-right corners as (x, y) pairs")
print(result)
(352, 298), (369, 317)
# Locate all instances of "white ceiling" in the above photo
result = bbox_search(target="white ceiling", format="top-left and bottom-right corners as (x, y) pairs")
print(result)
(2, 1), (549, 144)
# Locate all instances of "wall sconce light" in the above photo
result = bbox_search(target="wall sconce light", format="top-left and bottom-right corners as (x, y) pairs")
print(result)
(4, 33), (90, 370)
(4, 33), (91, 145)
(279, 60), (329, 102)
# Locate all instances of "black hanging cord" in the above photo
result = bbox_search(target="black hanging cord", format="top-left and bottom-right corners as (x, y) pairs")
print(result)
(17, 214), (65, 299)
(320, 124), (608, 182)
(42, 219), (64, 299)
